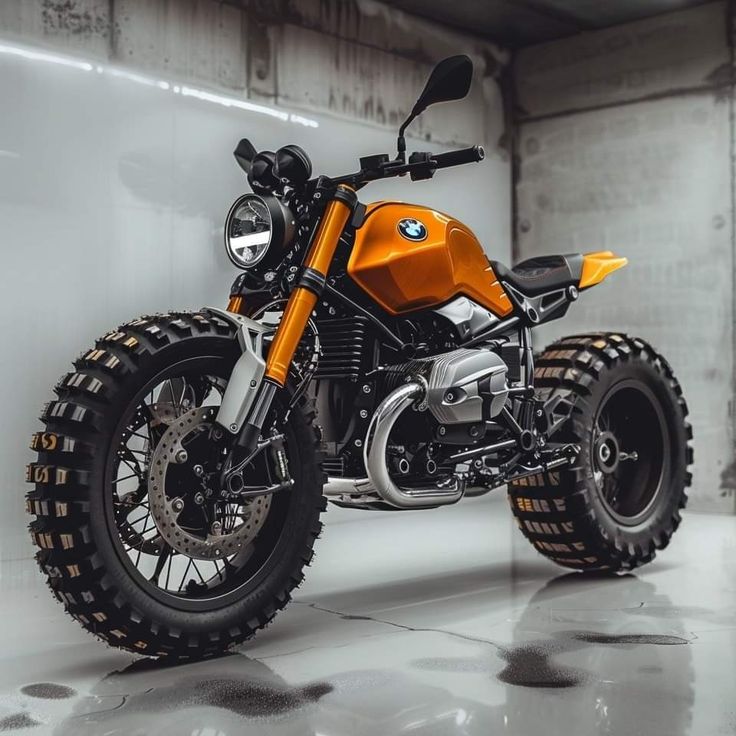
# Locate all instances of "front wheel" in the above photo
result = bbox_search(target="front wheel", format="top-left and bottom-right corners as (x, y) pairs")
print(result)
(508, 333), (693, 572)
(26, 312), (326, 659)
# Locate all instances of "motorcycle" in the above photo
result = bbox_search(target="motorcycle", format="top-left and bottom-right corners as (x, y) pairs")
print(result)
(26, 55), (692, 659)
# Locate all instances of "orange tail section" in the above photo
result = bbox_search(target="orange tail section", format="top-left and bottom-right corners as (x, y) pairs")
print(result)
(579, 251), (628, 290)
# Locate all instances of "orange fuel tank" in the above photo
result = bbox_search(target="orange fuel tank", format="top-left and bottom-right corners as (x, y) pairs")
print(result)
(348, 202), (512, 317)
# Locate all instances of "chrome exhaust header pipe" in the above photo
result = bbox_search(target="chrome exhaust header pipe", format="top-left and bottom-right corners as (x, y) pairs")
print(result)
(363, 381), (464, 508)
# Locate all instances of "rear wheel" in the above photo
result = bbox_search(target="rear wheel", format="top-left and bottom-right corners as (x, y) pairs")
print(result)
(26, 312), (326, 659)
(508, 333), (692, 572)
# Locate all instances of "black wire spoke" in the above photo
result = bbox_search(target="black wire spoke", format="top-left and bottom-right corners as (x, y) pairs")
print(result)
(162, 378), (176, 408)
(164, 378), (181, 413)
(134, 514), (153, 568)
(128, 511), (153, 527)
(113, 497), (149, 509)
(150, 546), (172, 585)
(129, 429), (152, 444)
(138, 394), (176, 446)
(112, 472), (140, 486)
(225, 504), (241, 533)
(122, 433), (149, 456)
(167, 377), (193, 415)
(125, 447), (149, 458)
(178, 558), (194, 592)
(223, 556), (237, 573)
(119, 462), (141, 483)
(118, 452), (141, 476)
(190, 559), (208, 586)
(110, 367), (284, 601)
(165, 550), (175, 591)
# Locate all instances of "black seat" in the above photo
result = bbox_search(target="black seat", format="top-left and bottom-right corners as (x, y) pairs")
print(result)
(491, 254), (583, 297)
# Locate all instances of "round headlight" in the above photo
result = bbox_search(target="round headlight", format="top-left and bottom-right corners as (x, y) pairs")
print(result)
(224, 194), (294, 269)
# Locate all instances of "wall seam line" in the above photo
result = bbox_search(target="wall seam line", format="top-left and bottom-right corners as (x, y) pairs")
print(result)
(506, 48), (521, 264)
(728, 0), (736, 513)
(518, 83), (732, 125)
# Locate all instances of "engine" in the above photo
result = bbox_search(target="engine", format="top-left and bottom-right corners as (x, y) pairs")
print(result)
(316, 318), (511, 510)
(379, 348), (509, 426)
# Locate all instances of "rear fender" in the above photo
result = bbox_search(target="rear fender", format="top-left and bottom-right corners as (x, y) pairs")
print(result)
(579, 251), (628, 290)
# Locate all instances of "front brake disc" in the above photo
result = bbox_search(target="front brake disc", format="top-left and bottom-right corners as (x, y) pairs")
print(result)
(148, 406), (271, 561)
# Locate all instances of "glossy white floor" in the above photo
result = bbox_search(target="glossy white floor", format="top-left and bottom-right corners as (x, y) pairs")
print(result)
(1, 493), (734, 736)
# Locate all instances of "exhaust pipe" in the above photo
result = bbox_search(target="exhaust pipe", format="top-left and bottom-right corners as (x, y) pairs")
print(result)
(363, 381), (464, 508)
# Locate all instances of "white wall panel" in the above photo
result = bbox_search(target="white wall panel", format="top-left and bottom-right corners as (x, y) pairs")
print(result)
(114, 0), (248, 92)
(0, 42), (510, 561)
(0, 0), (507, 148)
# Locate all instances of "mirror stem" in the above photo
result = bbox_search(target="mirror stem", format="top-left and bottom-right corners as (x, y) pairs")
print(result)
(397, 133), (406, 163)
(397, 113), (414, 163)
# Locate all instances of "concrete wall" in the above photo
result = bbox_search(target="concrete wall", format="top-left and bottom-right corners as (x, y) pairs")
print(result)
(0, 0), (511, 561)
(514, 1), (735, 512)
(0, 0), (509, 150)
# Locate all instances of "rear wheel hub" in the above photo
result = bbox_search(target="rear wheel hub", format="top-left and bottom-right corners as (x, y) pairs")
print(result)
(595, 430), (620, 474)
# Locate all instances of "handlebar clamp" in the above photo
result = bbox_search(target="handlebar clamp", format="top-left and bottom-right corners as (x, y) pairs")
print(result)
(408, 151), (435, 181)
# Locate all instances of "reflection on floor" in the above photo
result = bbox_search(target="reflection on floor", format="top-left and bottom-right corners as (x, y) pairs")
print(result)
(1, 494), (735, 735)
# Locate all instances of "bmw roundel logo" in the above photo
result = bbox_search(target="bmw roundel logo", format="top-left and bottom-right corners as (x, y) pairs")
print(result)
(397, 218), (428, 242)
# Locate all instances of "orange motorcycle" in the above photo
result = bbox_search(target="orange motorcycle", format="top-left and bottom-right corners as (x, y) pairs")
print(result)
(27, 56), (692, 659)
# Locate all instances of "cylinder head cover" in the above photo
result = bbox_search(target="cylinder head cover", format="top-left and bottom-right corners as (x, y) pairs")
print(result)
(423, 348), (508, 424)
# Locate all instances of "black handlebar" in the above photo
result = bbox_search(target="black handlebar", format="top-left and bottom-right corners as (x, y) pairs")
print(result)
(318, 144), (486, 190)
(432, 145), (485, 169)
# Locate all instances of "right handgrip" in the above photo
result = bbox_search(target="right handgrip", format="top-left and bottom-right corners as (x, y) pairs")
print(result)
(432, 145), (485, 169)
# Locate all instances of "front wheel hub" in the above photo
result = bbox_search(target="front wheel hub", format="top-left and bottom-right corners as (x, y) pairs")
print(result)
(148, 406), (271, 560)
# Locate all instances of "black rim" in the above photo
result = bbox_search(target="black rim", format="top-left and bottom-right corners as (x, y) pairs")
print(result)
(104, 355), (294, 612)
(592, 379), (669, 527)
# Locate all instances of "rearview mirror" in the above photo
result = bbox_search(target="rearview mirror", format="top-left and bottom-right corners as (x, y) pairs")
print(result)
(413, 55), (473, 118)
(233, 138), (257, 174)
(397, 55), (473, 159)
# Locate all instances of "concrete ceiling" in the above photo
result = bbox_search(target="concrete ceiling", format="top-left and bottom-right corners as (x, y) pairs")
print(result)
(385, 0), (717, 47)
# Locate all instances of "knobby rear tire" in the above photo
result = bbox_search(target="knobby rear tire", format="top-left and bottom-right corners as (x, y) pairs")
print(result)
(508, 332), (693, 572)
(26, 311), (326, 659)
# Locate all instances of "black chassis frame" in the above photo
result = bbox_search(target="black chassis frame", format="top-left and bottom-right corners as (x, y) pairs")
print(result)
(229, 247), (579, 491)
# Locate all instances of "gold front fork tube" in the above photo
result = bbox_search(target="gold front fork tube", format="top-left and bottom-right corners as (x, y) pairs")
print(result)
(227, 295), (245, 315)
(264, 185), (355, 386)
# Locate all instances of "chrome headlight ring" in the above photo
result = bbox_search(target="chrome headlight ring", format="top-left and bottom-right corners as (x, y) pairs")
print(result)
(224, 193), (295, 270)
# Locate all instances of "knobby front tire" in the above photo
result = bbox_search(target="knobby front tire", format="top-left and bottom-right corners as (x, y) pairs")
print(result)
(26, 311), (326, 660)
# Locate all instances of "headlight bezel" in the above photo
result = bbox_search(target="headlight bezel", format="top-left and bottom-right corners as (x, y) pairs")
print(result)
(224, 193), (295, 270)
